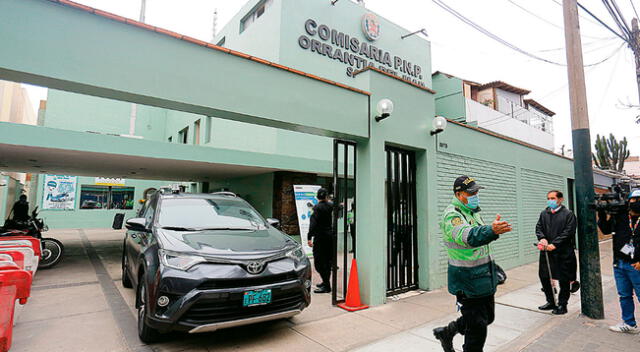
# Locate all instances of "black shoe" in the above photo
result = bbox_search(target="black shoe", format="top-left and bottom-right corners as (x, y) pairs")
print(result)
(552, 305), (567, 315)
(433, 322), (457, 352)
(315, 283), (325, 289)
(313, 287), (331, 294)
(570, 281), (580, 293)
(538, 302), (556, 311)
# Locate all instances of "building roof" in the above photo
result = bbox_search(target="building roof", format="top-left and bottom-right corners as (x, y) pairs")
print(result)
(477, 81), (531, 95)
(48, 0), (371, 97)
(524, 99), (556, 117)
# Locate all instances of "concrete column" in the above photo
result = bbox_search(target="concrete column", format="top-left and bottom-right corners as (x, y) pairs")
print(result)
(355, 136), (387, 305)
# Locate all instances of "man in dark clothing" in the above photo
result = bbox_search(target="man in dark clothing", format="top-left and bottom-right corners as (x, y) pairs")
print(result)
(11, 195), (30, 222)
(598, 189), (640, 334)
(535, 190), (577, 315)
(308, 188), (334, 294)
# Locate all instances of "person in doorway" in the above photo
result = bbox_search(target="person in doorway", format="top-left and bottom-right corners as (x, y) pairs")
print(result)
(597, 189), (640, 334)
(535, 190), (577, 315)
(433, 176), (512, 352)
(347, 202), (355, 254)
(11, 194), (30, 222)
(308, 188), (334, 294)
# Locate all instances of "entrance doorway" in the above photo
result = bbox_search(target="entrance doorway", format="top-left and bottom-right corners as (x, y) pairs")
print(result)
(331, 139), (356, 306)
(385, 146), (419, 296)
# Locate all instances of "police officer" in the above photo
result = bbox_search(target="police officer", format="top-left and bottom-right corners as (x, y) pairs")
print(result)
(433, 176), (512, 352)
(308, 188), (333, 294)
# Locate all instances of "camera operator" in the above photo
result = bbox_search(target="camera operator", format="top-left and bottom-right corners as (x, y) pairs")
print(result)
(598, 189), (640, 334)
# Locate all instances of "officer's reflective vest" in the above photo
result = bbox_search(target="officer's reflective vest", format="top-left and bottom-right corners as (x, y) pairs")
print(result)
(440, 197), (498, 297)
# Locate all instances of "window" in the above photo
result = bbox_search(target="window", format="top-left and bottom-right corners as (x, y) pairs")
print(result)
(194, 119), (201, 145)
(216, 37), (226, 47)
(168, 136), (172, 143)
(240, 0), (273, 33)
(178, 127), (189, 144)
(80, 185), (135, 210)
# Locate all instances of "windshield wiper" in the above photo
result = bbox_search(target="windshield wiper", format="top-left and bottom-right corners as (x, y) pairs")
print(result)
(160, 226), (199, 231)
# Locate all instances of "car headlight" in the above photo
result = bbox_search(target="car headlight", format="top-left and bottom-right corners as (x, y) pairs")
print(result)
(286, 246), (306, 262)
(159, 249), (206, 271)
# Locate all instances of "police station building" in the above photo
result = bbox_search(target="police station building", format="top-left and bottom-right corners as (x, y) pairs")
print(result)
(0, 0), (574, 306)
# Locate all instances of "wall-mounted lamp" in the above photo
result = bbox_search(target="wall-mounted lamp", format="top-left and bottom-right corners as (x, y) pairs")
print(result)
(375, 99), (394, 122)
(431, 116), (447, 135)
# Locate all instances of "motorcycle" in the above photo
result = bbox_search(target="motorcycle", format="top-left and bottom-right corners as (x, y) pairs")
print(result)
(1, 207), (64, 269)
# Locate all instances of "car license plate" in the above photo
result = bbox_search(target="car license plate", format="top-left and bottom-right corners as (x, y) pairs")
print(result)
(243, 289), (272, 307)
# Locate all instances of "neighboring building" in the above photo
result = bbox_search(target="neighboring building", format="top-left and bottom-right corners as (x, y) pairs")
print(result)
(0, 79), (37, 219)
(624, 156), (640, 176)
(0, 0), (578, 305)
(433, 72), (555, 150)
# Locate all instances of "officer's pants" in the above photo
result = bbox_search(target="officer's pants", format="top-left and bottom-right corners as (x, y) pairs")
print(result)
(312, 237), (332, 289)
(454, 294), (495, 352)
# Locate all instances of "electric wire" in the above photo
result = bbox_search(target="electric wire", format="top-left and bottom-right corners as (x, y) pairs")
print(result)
(602, 0), (632, 38)
(507, 0), (609, 39)
(536, 36), (617, 52)
(550, 0), (602, 26)
(479, 44), (623, 129)
(552, 0), (629, 41)
(433, 0), (625, 67)
(631, 0), (640, 19)
(432, 0), (567, 66)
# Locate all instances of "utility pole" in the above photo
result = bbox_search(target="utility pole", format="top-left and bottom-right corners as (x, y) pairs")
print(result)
(632, 18), (640, 105)
(562, 0), (604, 319)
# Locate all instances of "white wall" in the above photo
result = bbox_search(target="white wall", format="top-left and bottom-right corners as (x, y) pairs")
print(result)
(465, 98), (554, 151)
(624, 160), (640, 176)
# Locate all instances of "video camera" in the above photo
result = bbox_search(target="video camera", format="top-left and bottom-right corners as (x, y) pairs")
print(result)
(595, 182), (632, 215)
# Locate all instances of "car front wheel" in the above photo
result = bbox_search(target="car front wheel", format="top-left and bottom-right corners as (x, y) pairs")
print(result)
(137, 280), (160, 343)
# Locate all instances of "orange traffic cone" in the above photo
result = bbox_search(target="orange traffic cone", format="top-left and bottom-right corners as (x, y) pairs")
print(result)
(337, 258), (369, 312)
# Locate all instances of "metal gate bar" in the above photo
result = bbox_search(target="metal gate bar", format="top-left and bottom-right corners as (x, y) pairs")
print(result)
(332, 139), (356, 306)
(385, 146), (418, 296)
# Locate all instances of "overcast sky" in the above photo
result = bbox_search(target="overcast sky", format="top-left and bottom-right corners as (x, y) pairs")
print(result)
(22, 0), (640, 155)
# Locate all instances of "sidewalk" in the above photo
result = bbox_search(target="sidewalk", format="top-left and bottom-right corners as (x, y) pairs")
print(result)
(354, 240), (638, 352)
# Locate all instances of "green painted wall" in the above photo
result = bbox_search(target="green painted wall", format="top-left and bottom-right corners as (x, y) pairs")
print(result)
(427, 123), (574, 289)
(432, 72), (466, 122)
(34, 175), (170, 229)
(209, 173), (275, 218)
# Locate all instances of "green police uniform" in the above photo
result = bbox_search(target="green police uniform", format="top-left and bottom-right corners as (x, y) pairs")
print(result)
(441, 197), (498, 298)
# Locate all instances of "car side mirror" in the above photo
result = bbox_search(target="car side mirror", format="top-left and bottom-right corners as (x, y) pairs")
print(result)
(266, 218), (280, 229)
(125, 218), (148, 232)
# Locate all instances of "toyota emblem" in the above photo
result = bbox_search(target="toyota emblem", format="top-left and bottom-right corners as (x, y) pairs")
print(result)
(246, 261), (264, 274)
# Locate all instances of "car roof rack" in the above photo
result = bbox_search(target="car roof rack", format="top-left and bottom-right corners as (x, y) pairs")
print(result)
(211, 191), (237, 197)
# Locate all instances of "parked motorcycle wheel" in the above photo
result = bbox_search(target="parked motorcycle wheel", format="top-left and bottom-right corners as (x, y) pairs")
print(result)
(39, 238), (64, 269)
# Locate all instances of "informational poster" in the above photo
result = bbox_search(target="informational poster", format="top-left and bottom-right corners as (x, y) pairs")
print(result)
(42, 175), (77, 210)
(293, 185), (321, 256)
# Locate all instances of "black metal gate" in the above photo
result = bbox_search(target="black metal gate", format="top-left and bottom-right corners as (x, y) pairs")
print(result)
(331, 139), (356, 306)
(386, 146), (419, 295)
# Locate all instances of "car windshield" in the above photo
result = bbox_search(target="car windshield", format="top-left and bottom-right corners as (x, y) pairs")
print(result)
(157, 198), (266, 230)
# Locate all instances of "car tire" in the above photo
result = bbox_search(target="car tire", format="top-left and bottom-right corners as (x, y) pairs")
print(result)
(137, 279), (160, 343)
(121, 253), (132, 289)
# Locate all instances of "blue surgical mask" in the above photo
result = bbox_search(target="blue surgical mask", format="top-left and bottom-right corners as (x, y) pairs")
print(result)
(466, 194), (479, 209)
(547, 200), (559, 209)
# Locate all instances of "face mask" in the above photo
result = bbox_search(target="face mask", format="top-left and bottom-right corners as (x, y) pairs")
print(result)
(547, 200), (559, 209)
(466, 194), (479, 209)
(630, 201), (640, 213)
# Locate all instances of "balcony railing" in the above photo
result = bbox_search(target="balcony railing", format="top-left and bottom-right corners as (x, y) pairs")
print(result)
(496, 96), (553, 134)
